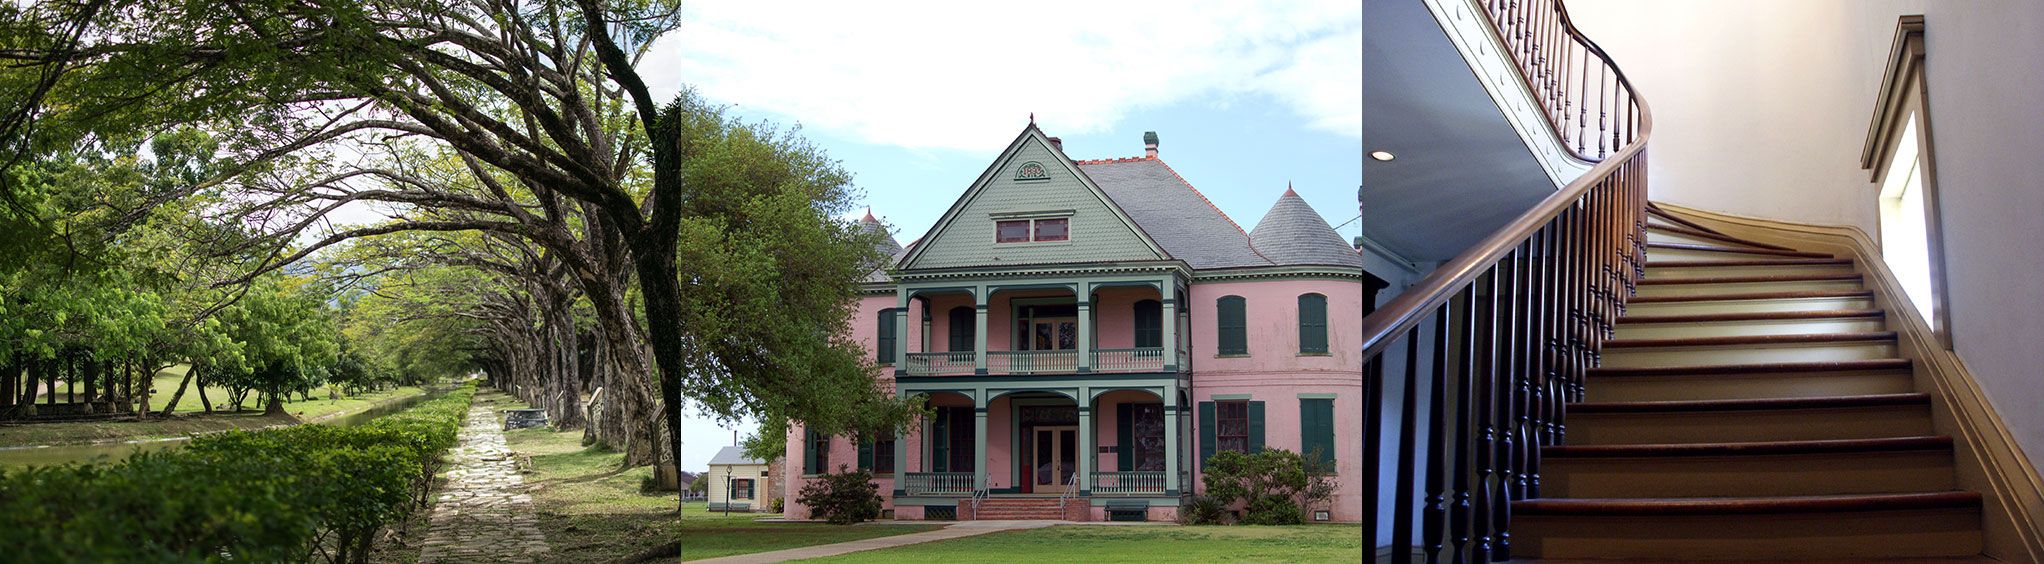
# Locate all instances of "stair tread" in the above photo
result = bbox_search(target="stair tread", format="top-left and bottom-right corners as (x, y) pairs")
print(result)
(1588, 358), (1911, 377)
(1605, 332), (1897, 349)
(1617, 309), (1885, 324)
(1637, 273), (1861, 285)
(1629, 289), (1874, 304)
(1570, 393), (1931, 414)
(1647, 242), (1833, 258)
(1646, 223), (1799, 251)
(1646, 257), (1855, 268)
(1513, 491), (1981, 517)
(1543, 436), (1951, 458)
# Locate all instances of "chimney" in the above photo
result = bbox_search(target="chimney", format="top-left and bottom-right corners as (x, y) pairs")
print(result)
(1143, 131), (1159, 158)
(1048, 136), (1063, 152)
(1353, 235), (1366, 250)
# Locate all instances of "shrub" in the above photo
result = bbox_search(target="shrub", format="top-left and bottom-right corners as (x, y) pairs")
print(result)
(796, 466), (883, 524)
(770, 497), (785, 514)
(1200, 448), (1338, 526)
(0, 381), (478, 562)
(1179, 495), (1229, 525)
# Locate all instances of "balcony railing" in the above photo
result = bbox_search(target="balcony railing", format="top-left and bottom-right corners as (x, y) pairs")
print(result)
(902, 347), (1176, 376)
(1090, 471), (1169, 496)
(902, 472), (976, 496)
(986, 350), (1076, 374)
(1090, 348), (1164, 372)
(902, 352), (975, 376)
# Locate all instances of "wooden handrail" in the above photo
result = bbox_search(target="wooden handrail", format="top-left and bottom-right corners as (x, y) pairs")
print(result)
(1363, 1), (1652, 562)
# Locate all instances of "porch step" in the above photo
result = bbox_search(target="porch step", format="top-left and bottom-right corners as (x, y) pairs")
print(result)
(969, 498), (1078, 520)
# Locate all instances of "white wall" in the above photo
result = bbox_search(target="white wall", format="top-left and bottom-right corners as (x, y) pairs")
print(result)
(1567, 0), (2044, 470)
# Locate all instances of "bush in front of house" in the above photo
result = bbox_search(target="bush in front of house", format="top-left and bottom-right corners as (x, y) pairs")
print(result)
(1200, 448), (1338, 525)
(796, 466), (883, 524)
(1179, 495), (1229, 525)
(0, 382), (476, 562)
(771, 497), (786, 514)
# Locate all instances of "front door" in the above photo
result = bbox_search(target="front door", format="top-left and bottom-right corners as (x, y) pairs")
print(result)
(1032, 425), (1079, 489)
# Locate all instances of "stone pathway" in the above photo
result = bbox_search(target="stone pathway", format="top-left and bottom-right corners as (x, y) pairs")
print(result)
(691, 520), (1061, 564)
(419, 405), (551, 563)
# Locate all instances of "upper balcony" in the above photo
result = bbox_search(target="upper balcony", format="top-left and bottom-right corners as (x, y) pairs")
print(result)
(885, 275), (1190, 377)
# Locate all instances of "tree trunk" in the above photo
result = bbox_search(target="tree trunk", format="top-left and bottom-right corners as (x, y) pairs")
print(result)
(264, 394), (285, 416)
(161, 365), (194, 415)
(197, 367), (214, 413)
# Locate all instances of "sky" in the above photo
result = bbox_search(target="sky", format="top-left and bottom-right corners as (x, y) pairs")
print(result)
(639, 1), (1361, 472)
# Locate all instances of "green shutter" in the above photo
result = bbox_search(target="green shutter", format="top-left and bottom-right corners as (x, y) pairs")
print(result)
(1198, 401), (1217, 465)
(877, 310), (897, 364)
(1301, 398), (1334, 467)
(932, 409), (950, 473)
(1299, 294), (1328, 354)
(1116, 403), (1134, 471)
(1248, 401), (1266, 452)
(1217, 296), (1247, 355)
(857, 435), (874, 470)
(804, 429), (821, 474)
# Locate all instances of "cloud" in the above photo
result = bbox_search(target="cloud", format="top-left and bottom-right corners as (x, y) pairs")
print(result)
(640, 1), (1360, 152)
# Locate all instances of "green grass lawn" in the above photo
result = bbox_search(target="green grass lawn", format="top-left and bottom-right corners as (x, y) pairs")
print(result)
(0, 373), (434, 449)
(798, 524), (1365, 563)
(478, 388), (941, 562)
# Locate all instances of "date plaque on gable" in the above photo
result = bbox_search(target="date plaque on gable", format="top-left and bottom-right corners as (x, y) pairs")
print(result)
(1014, 160), (1049, 181)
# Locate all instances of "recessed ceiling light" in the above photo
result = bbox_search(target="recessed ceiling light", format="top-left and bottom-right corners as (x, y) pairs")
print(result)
(1369, 151), (1395, 161)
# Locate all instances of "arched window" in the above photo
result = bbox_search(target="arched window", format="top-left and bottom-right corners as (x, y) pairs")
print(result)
(1298, 293), (1328, 354)
(1132, 300), (1163, 348)
(876, 309), (898, 364)
(947, 306), (976, 352)
(1216, 296), (1247, 356)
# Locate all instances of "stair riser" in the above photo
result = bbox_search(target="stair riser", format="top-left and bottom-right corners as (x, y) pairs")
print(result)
(1647, 247), (1826, 262)
(1643, 263), (1857, 280)
(1566, 406), (1936, 445)
(1586, 371), (1916, 402)
(1513, 509), (1982, 560)
(1543, 451), (1956, 498)
(1626, 296), (1875, 316)
(1633, 279), (1862, 298)
(1601, 342), (1897, 368)
(1614, 317), (1886, 339)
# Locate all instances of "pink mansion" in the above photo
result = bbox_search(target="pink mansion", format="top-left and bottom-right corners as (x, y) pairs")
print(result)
(784, 125), (1374, 522)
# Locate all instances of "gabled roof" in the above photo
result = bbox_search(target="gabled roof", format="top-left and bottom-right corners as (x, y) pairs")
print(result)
(708, 446), (764, 466)
(1076, 158), (1273, 269)
(1249, 187), (1365, 268)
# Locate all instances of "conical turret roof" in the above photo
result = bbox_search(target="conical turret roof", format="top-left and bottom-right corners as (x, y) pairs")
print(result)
(1250, 188), (1363, 268)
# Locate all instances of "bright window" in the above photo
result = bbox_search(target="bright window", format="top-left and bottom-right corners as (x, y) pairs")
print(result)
(1878, 112), (1937, 328)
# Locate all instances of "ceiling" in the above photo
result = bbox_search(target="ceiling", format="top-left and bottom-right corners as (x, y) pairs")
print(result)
(1362, 0), (1561, 262)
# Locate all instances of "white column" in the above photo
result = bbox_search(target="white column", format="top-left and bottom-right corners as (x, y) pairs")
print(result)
(1076, 284), (1093, 373)
(1161, 281), (1180, 371)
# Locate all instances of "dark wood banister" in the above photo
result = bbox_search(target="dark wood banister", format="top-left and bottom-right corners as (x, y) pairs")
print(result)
(1362, 1), (1651, 562)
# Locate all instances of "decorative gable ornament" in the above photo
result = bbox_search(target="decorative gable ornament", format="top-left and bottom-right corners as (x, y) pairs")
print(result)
(1014, 160), (1050, 181)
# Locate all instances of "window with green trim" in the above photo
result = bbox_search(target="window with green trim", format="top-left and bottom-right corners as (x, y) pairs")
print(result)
(1132, 300), (1162, 348)
(877, 309), (898, 364)
(804, 429), (832, 474)
(1216, 296), (1247, 355)
(1298, 293), (1328, 354)
(947, 306), (975, 352)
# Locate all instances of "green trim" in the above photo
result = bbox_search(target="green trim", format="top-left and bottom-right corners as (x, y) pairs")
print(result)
(1210, 394), (1252, 401)
(1248, 400), (1266, 452)
(1191, 265), (1370, 281)
(899, 128), (1170, 269)
(989, 209), (1075, 219)
(1297, 393), (1338, 399)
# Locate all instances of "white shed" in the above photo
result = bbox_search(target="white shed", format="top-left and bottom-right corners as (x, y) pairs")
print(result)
(705, 446), (772, 512)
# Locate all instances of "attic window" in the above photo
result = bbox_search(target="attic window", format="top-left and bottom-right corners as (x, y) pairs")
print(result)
(995, 217), (1069, 244)
(1015, 161), (1050, 181)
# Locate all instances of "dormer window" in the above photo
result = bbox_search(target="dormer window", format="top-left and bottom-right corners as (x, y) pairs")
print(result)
(993, 214), (1072, 244)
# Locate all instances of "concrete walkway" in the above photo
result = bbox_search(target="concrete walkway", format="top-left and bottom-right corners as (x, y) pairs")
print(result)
(691, 520), (1063, 563)
(418, 405), (551, 563)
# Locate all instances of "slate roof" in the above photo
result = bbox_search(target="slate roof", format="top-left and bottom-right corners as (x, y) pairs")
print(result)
(708, 446), (764, 467)
(1250, 188), (1365, 268)
(1076, 158), (1274, 269)
(858, 210), (905, 283)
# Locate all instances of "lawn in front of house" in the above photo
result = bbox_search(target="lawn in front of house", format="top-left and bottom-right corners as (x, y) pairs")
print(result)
(488, 389), (941, 562)
(0, 377), (435, 450)
(798, 523), (1365, 563)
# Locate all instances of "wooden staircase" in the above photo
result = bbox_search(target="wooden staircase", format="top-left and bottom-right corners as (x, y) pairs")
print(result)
(1510, 209), (1986, 560)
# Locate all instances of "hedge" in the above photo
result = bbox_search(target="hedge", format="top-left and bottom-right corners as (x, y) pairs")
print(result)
(0, 381), (477, 563)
